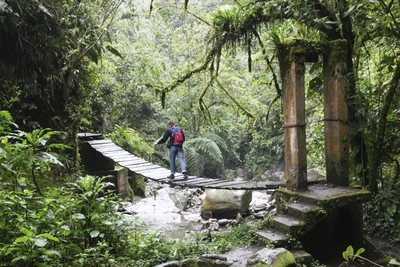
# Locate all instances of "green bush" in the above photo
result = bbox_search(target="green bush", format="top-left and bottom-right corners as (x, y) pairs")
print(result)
(0, 176), (130, 267)
(364, 179), (400, 243)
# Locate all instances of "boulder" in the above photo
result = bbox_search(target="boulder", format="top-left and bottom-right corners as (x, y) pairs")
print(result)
(247, 248), (296, 267)
(201, 189), (252, 219)
(154, 257), (232, 267)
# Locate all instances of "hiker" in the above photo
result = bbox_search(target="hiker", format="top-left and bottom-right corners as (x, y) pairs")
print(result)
(154, 120), (188, 180)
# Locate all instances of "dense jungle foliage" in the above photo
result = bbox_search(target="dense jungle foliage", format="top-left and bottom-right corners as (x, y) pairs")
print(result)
(1, 0), (400, 266)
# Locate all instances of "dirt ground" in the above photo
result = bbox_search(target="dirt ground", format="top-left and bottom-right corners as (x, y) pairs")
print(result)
(220, 237), (399, 267)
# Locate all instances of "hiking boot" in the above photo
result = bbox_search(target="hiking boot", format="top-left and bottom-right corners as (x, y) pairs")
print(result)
(182, 172), (188, 179)
(167, 174), (175, 180)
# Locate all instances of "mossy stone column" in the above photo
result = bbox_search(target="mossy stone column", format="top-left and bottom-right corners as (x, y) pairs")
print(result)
(278, 40), (308, 191)
(323, 40), (349, 186)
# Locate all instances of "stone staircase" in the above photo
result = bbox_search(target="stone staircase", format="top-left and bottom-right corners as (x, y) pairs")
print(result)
(255, 183), (372, 264)
(256, 196), (326, 245)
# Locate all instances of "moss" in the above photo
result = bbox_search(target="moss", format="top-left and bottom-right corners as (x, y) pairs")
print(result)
(174, 258), (232, 266)
(316, 190), (371, 210)
(321, 39), (348, 75)
(248, 250), (296, 267)
(277, 38), (319, 78)
(129, 173), (146, 197)
(275, 188), (299, 213)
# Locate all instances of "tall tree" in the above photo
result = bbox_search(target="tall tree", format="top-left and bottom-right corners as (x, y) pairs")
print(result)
(0, 0), (122, 134)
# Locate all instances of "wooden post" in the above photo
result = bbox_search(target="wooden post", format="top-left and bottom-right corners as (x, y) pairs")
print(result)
(323, 40), (349, 186)
(279, 40), (308, 191)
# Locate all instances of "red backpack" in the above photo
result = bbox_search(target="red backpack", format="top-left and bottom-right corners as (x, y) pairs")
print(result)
(170, 126), (184, 145)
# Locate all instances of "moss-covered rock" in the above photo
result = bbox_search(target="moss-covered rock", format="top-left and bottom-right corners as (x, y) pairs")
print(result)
(155, 257), (232, 267)
(247, 248), (296, 267)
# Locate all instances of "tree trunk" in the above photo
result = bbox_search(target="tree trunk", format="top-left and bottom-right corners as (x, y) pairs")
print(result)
(369, 62), (400, 194)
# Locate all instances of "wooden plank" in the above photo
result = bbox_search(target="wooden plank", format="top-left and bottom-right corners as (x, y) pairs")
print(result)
(180, 179), (219, 186)
(120, 160), (154, 168)
(87, 139), (114, 145)
(91, 144), (122, 150)
(115, 158), (146, 165)
(114, 155), (140, 160)
(78, 133), (103, 139)
(90, 142), (119, 148)
(102, 151), (132, 157)
(96, 147), (126, 153)
(172, 177), (206, 184)
(128, 165), (163, 172)
(136, 169), (171, 179)
(173, 179), (212, 186)
(123, 163), (153, 170)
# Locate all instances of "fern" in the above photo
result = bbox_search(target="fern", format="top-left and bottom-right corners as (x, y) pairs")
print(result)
(184, 146), (206, 177)
(186, 137), (223, 163)
(183, 137), (225, 177)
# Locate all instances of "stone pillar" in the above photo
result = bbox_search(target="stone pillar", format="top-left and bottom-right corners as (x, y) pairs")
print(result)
(323, 40), (349, 186)
(279, 40), (308, 191)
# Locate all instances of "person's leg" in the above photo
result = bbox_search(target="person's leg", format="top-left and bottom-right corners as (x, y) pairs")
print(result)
(169, 146), (177, 175)
(177, 147), (186, 173)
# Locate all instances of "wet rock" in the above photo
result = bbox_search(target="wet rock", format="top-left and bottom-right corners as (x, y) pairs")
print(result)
(307, 168), (326, 182)
(202, 218), (219, 231)
(154, 257), (233, 267)
(261, 170), (285, 182)
(218, 219), (231, 226)
(253, 210), (269, 219)
(244, 214), (256, 223)
(247, 247), (296, 267)
(201, 189), (252, 219)
(202, 210), (213, 220)
(231, 213), (244, 226)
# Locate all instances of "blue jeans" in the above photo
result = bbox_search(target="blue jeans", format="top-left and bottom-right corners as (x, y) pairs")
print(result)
(169, 145), (186, 174)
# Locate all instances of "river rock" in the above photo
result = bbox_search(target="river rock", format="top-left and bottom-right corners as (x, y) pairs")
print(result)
(201, 189), (252, 219)
(154, 257), (233, 267)
(247, 247), (296, 267)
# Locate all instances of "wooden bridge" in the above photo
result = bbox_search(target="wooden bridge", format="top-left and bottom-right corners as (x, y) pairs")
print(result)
(78, 133), (285, 192)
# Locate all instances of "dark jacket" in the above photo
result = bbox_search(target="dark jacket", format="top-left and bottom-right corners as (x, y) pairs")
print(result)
(157, 126), (185, 148)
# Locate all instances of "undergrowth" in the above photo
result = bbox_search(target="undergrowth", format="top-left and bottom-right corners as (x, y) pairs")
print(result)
(363, 179), (400, 243)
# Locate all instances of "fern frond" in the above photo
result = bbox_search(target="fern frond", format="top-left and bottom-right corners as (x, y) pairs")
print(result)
(185, 137), (223, 163)
(202, 133), (229, 152)
(184, 146), (206, 177)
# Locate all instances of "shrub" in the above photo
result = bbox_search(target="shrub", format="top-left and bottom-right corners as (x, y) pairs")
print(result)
(364, 179), (400, 243)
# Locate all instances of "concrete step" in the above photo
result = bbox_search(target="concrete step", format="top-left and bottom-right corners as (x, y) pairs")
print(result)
(255, 228), (287, 246)
(294, 184), (371, 207)
(272, 214), (304, 236)
(286, 202), (325, 222)
(290, 250), (313, 266)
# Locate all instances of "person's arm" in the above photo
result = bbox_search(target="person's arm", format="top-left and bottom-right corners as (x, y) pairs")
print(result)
(156, 129), (171, 145)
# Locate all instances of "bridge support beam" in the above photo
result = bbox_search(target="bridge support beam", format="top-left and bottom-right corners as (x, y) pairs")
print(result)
(323, 40), (349, 186)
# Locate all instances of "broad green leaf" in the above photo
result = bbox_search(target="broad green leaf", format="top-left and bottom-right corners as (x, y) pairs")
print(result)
(43, 249), (62, 258)
(389, 259), (400, 265)
(14, 236), (29, 243)
(66, 243), (82, 255)
(38, 233), (60, 242)
(73, 213), (85, 220)
(90, 230), (100, 238)
(34, 237), (48, 247)
(20, 227), (33, 237)
(355, 247), (365, 256)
